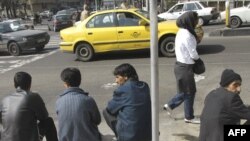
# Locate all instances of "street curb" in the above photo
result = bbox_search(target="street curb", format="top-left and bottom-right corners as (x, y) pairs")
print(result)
(209, 27), (250, 37)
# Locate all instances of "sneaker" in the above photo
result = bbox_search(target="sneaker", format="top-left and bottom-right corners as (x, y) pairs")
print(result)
(112, 137), (117, 141)
(184, 117), (200, 124)
(163, 104), (173, 117)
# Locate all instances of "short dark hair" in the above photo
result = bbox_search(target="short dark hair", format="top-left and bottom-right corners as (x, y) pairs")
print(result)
(14, 72), (32, 90)
(113, 63), (139, 81)
(61, 67), (81, 87)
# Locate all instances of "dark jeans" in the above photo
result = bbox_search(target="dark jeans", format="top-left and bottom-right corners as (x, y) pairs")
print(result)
(168, 92), (195, 120)
(38, 117), (58, 141)
(103, 109), (117, 137)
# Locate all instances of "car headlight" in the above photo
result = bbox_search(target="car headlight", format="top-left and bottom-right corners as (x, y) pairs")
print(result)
(23, 37), (27, 41)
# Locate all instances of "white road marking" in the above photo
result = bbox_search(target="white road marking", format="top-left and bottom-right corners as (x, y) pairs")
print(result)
(8, 60), (22, 64)
(101, 83), (118, 89)
(0, 50), (58, 74)
(0, 35), (60, 59)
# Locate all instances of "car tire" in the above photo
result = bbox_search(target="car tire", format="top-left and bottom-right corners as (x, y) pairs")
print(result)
(8, 42), (22, 56)
(160, 36), (175, 57)
(230, 16), (241, 28)
(36, 45), (45, 52)
(76, 43), (94, 61)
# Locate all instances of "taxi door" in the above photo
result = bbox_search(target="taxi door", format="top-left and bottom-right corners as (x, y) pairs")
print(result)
(116, 12), (150, 50)
(85, 13), (118, 53)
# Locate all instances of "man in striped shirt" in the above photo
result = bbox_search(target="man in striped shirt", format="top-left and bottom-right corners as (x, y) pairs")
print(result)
(56, 67), (102, 141)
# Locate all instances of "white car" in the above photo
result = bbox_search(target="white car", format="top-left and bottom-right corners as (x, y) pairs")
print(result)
(220, 4), (250, 28)
(158, 1), (219, 25)
(40, 10), (53, 18)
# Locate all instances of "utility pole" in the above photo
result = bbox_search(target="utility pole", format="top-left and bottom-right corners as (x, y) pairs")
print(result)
(225, 0), (230, 27)
(28, 0), (34, 15)
(95, 0), (98, 11)
(149, 0), (159, 141)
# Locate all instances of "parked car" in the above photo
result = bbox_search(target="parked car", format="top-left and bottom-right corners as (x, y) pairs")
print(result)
(220, 4), (250, 28)
(56, 9), (74, 16)
(48, 14), (73, 32)
(158, 1), (220, 25)
(59, 9), (204, 61)
(40, 10), (53, 18)
(0, 21), (50, 56)
(4, 19), (34, 29)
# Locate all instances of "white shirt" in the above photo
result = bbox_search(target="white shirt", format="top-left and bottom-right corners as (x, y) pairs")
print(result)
(175, 28), (199, 64)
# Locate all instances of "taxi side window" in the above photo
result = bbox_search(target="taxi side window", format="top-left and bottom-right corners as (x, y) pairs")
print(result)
(116, 12), (141, 27)
(86, 13), (114, 28)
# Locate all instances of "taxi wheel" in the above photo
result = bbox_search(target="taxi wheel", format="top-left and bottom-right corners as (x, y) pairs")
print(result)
(76, 43), (94, 61)
(160, 36), (175, 57)
(8, 42), (22, 56)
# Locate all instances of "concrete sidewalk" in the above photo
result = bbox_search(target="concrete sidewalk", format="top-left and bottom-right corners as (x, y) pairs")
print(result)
(98, 110), (200, 141)
(209, 26), (250, 37)
(49, 110), (201, 141)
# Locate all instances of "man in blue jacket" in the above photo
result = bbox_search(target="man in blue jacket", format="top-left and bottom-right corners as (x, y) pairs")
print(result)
(103, 63), (152, 141)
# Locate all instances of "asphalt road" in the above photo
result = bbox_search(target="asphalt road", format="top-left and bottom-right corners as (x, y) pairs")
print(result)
(1, 24), (250, 141)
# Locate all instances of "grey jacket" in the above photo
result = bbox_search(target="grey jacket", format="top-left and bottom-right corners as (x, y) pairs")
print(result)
(199, 87), (250, 141)
(0, 88), (49, 141)
(56, 87), (101, 141)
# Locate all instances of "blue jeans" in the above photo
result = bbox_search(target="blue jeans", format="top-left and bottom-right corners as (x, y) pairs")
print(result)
(168, 93), (195, 120)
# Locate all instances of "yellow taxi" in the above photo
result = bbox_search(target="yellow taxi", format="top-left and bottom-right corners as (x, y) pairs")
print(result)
(60, 9), (203, 61)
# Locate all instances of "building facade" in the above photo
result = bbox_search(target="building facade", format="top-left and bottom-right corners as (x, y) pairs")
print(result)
(29, 0), (250, 12)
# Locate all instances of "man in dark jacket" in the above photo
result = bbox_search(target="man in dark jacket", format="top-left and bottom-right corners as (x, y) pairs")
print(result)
(0, 72), (58, 141)
(56, 67), (102, 141)
(199, 69), (250, 141)
(103, 63), (152, 141)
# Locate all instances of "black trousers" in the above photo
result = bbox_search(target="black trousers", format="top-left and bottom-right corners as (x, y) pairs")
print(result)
(38, 117), (58, 141)
(103, 109), (118, 137)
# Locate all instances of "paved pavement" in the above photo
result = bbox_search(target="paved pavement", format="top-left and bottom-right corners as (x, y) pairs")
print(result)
(30, 23), (250, 141)
(209, 26), (250, 37)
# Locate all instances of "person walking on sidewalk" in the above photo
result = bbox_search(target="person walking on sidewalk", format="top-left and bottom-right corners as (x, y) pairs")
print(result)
(163, 11), (201, 124)
(0, 72), (58, 141)
(80, 4), (90, 21)
(103, 63), (152, 141)
(199, 69), (250, 141)
(56, 67), (102, 141)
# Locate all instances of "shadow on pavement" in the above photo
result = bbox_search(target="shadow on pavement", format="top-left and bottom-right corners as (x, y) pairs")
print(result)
(0, 52), (10, 56)
(172, 133), (199, 141)
(0, 47), (58, 57)
(197, 44), (225, 55)
(19, 47), (58, 56)
(102, 134), (115, 141)
(81, 49), (151, 62)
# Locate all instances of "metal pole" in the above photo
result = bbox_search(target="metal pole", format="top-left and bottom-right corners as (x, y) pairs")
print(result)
(28, 0), (34, 15)
(149, 0), (159, 141)
(146, 0), (149, 11)
(225, 0), (230, 27)
(95, 0), (98, 11)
